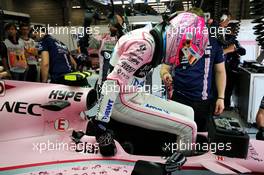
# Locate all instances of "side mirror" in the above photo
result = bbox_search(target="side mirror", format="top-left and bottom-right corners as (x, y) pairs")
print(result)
(40, 100), (70, 111)
(86, 89), (97, 110)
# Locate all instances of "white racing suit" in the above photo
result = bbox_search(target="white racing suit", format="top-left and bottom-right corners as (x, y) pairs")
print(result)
(97, 34), (117, 86)
(96, 28), (197, 149)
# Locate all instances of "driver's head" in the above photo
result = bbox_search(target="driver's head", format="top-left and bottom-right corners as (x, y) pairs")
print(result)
(165, 9), (209, 66)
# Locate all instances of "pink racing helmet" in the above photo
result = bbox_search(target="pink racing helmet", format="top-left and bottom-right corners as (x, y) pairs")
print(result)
(165, 12), (209, 66)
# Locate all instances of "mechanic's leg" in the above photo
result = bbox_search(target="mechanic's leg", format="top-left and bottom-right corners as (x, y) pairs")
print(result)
(112, 92), (197, 154)
(172, 92), (211, 132)
(224, 69), (232, 109)
(192, 100), (213, 132)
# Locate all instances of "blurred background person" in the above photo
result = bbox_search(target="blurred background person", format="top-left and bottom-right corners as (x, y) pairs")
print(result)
(224, 22), (246, 110)
(0, 41), (10, 79)
(2, 23), (27, 81)
(19, 23), (39, 82)
(35, 27), (77, 84)
(161, 8), (226, 132)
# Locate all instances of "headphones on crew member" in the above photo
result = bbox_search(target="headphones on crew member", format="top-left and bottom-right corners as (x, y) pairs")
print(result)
(219, 10), (231, 23)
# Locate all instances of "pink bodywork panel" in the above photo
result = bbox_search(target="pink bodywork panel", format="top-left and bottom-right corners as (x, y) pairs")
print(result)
(0, 81), (264, 174)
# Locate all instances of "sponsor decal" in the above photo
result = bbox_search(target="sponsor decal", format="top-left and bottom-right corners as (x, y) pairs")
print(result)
(117, 69), (129, 79)
(55, 41), (68, 50)
(136, 44), (147, 54)
(48, 90), (83, 102)
(128, 56), (140, 65)
(132, 78), (145, 87)
(120, 61), (136, 73)
(0, 101), (41, 116)
(102, 99), (114, 121)
(0, 80), (5, 96)
(134, 64), (152, 78)
(129, 52), (143, 61)
(54, 118), (69, 131)
(215, 156), (225, 161)
(144, 104), (169, 114)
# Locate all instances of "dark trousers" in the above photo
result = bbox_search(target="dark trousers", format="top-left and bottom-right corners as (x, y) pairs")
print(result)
(25, 65), (38, 82)
(11, 71), (26, 81)
(224, 69), (238, 108)
(172, 92), (214, 132)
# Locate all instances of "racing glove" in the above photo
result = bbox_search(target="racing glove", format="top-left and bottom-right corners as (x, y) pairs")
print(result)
(86, 118), (117, 157)
(164, 152), (186, 173)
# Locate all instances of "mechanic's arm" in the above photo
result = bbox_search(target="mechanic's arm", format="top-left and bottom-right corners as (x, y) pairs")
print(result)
(69, 54), (77, 70)
(1, 57), (10, 76)
(223, 44), (235, 54)
(40, 51), (49, 83)
(160, 64), (173, 86)
(214, 62), (226, 115)
(1, 44), (11, 77)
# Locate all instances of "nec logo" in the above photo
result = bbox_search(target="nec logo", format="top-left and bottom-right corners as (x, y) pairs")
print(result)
(102, 99), (114, 121)
(0, 101), (41, 116)
(0, 80), (5, 96)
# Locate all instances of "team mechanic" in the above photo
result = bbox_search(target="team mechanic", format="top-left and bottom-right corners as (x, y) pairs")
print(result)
(88, 12), (209, 156)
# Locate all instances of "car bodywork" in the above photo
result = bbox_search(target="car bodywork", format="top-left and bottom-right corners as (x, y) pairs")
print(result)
(0, 80), (264, 175)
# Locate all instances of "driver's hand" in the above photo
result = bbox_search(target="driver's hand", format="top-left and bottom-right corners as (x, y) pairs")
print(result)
(162, 73), (173, 86)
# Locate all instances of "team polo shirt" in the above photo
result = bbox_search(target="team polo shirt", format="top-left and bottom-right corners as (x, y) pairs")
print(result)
(173, 36), (224, 101)
(38, 35), (73, 81)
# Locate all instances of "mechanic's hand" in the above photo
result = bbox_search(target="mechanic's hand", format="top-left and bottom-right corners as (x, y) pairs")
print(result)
(224, 44), (236, 54)
(214, 99), (225, 115)
(162, 73), (173, 86)
(0, 71), (11, 79)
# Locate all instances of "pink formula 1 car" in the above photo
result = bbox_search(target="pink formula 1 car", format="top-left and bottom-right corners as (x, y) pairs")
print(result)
(0, 80), (264, 175)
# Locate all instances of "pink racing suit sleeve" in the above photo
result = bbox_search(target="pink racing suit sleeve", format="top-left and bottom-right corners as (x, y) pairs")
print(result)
(96, 39), (154, 123)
